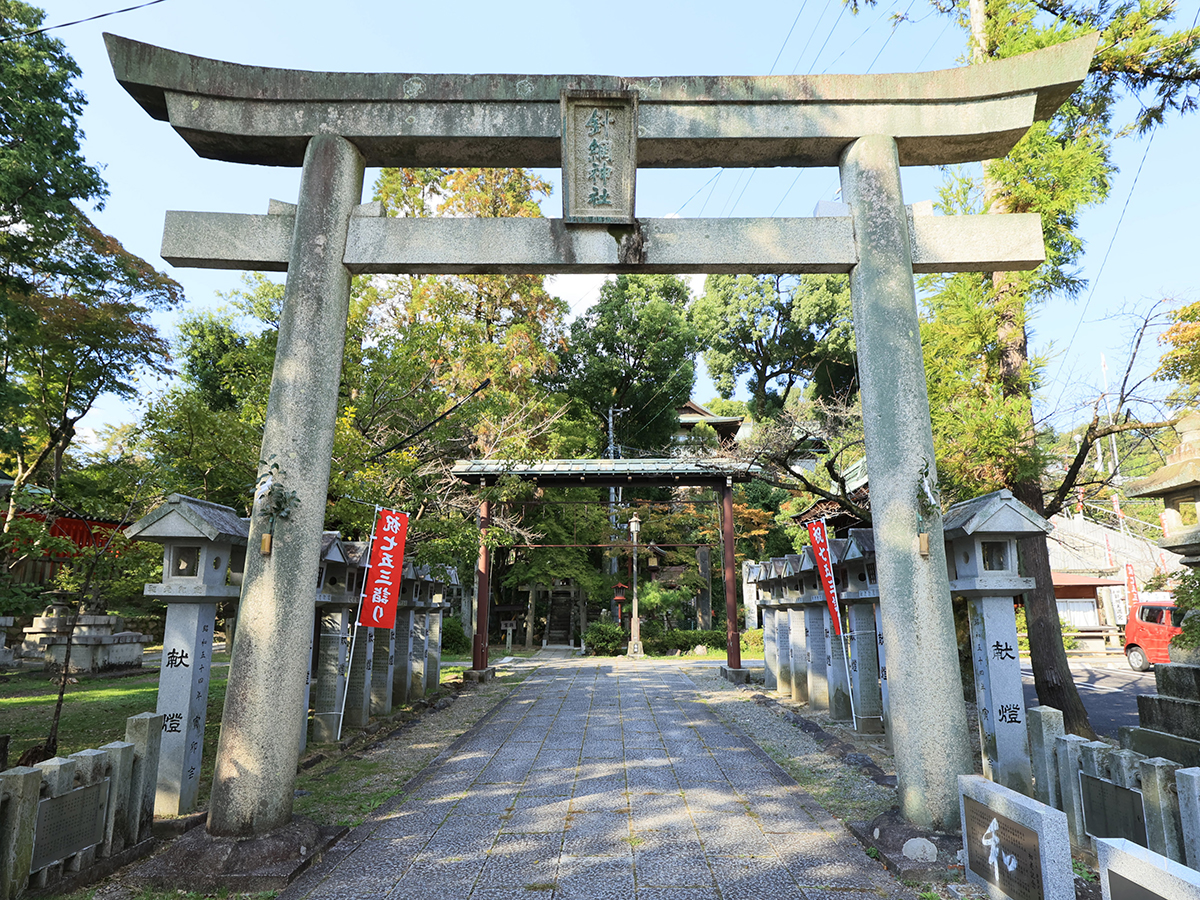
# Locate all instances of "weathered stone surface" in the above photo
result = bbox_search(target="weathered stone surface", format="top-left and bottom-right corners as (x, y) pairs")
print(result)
(106, 33), (1096, 168)
(1121, 725), (1200, 769)
(1137, 693), (1200, 743)
(1155, 663), (1200, 701)
(161, 211), (1046, 276)
(902, 837), (938, 862)
(841, 133), (972, 830)
(207, 134), (365, 839)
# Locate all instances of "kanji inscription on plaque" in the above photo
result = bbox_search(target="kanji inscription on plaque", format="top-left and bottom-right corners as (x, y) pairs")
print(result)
(561, 90), (637, 223)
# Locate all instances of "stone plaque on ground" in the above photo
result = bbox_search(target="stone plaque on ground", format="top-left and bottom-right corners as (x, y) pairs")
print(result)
(31, 779), (109, 871)
(1081, 773), (1148, 848)
(1097, 837), (1200, 900)
(960, 774), (1073, 900)
(964, 795), (1044, 900)
(561, 91), (637, 224)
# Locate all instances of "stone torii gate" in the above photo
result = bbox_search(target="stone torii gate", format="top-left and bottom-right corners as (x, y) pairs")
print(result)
(105, 33), (1095, 838)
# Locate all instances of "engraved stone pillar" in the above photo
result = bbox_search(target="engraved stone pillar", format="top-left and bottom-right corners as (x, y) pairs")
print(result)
(427, 606), (443, 693)
(776, 607), (793, 699)
(393, 607), (414, 703)
(298, 620), (314, 755)
(343, 626), (374, 729)
(848, 603), (884, 733)
(826, 607), (853, 723)
(762, 605), (779, 692)
(805, 605), (829, 710)
(311, 608), (351, 743)
(968, 595), (1033, 795)
(787, 607), (808, 703)
(155, 601), (216, 816)
(371, 626), (394, 715)
(208, 134), (365, 838)
(874, 603), (892, 750)
(743, 561), (760, 631)
(840, 133), (971, 829)
(411, 602), (428, 699)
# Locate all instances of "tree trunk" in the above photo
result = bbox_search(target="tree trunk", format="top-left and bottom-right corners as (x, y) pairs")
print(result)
(1013, 480), (1098, 738)
(969, 0), (1096, 739)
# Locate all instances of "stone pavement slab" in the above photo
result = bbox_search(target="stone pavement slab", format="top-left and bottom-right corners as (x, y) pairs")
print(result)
(283, 659), (913, 900)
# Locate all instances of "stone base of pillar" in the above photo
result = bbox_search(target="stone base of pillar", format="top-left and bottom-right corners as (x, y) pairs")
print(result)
(719, 666), (750, 685)
(464, 667), (496, 683)
(128, 816), (345, 891)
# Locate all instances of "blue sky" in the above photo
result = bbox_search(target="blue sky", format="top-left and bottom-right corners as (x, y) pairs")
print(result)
(39, 0), (1200, 435)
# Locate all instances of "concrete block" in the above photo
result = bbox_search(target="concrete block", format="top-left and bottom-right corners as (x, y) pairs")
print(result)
(464, 667), (496, 683)
(719, 666), (750, 685)
(959, 774), (1072, 900)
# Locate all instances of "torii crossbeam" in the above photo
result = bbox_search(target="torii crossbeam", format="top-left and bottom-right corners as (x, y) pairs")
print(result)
(105, 32), (1096, 837)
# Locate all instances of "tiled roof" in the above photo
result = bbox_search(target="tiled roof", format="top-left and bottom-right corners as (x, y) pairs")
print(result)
(451, 458), (761, 486)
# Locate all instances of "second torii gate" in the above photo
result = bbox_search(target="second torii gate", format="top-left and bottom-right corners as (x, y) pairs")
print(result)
(106, 31), (1096, 836)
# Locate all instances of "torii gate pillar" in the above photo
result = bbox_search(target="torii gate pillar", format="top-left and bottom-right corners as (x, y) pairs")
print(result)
(207, 135), (364, 838)
(840, 135), (974, 829)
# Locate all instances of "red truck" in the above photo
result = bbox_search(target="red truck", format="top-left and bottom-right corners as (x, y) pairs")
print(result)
(1124, 598), (1184, 670)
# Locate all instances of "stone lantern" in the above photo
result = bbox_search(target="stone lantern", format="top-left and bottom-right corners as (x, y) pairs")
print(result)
(943, 488), (1051, 794)
(125, 494), (247, 816)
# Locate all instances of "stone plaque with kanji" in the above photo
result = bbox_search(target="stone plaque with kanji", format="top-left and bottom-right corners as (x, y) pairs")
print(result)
(561, 91), (637, 224)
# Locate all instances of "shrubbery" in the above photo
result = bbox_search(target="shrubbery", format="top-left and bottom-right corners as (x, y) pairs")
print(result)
(442, 616), (471, 655)
(584, 622), (728, 656)
(584, 621), (626, 655)
(740, 628), (764, 654)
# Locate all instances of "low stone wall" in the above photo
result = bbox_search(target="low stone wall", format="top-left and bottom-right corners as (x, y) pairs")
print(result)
(0, 713), (163, 900)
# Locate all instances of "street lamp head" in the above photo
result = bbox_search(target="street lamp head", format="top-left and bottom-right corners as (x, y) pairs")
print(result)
(629, 513), (641, 539)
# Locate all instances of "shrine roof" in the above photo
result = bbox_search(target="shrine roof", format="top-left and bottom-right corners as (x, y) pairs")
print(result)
(451, 458), (760, 488)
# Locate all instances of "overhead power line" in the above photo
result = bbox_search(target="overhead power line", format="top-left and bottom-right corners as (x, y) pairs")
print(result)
(0, 0), (169, 42)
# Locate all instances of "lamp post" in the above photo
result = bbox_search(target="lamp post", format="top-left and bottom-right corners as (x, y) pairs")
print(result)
(628, 513), (643, 658)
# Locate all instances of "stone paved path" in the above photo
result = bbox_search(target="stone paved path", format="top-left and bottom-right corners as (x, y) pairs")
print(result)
(285, 659), (912, 900)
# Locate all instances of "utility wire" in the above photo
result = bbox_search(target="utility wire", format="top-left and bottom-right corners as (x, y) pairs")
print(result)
(1050, 129), (1157, 410)
(0, 0), (169, 42)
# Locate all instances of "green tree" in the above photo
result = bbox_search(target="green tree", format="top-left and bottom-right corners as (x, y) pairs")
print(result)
(556, 274), (697, 456)
(1, 212), (182, 533)
(916, 0), (1200, 737)
(692, 274), (856, 418)
(0, 1), (108, 452)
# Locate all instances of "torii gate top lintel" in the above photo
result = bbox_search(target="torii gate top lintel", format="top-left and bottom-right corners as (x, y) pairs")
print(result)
(104, 31), (1096, 169)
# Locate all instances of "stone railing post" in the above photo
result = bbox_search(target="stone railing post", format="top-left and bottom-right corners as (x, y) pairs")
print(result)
(124, 712), (163, 846)
(1141, 757), (1184, 862)
(1027, 705), (1064, 807)
(1177, 766), (1200, 870)
(100, 740), (135, 857)
(1055, 733), (1090, 850)
(0, 766), (41, 900)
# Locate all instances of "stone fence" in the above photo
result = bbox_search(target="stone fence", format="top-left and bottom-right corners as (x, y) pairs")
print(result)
(0, 713), (163, 900)
(1028, 704), (1200, 869)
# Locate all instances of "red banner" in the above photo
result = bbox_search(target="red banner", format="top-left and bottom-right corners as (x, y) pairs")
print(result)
(806, 519), (842, 636)
(1125, 563), (1139, 605)
(357, 508), (408, 629)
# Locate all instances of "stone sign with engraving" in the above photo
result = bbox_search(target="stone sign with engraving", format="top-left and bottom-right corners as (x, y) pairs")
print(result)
(561, 91), (637, 224)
